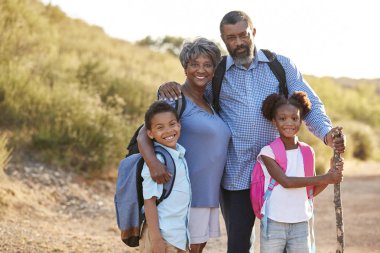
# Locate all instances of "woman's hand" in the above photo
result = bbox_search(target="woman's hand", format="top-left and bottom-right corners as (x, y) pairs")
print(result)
(149, 160), (172, 184)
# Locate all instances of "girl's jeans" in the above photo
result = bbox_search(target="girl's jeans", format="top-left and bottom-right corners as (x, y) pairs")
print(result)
(260, 218), (311, 253)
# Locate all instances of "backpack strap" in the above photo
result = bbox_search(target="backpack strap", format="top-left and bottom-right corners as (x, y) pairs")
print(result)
(261, 137), (287, 236)
(298, 141), (316, 253)
(298, 142), (315, 200)
(211, 56), (227, 113)
(153, 145), (176, 204)
(175, 92), (186, 119)
(262, 49), (288, 98)
(268, 137), (287, 189)
(212, 50), (288, 114)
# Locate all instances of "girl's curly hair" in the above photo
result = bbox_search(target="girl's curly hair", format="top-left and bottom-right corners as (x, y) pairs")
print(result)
(261, 91), (312, 121)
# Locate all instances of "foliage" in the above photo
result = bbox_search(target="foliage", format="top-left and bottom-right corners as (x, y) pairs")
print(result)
(136, 35), (228, 57)
(0, 0), (379, 174)
(137, 35), (185, 56)
(0, 0), (183, 173)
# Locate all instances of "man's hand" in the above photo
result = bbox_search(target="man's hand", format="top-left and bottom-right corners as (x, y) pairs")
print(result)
(325, 126), (346, 154)
(149, 160), (172, 184)
(158, 82), (182, 101)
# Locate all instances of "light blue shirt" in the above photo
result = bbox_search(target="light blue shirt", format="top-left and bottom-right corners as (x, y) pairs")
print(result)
(141, 142), (191, 250)
(205, 47), (332, 191)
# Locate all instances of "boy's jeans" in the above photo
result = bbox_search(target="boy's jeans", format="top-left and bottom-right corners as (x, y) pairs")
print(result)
(260, 218), (311, 253)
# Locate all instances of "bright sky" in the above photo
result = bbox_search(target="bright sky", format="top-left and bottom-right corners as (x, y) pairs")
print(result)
(41, 0), (379, 79)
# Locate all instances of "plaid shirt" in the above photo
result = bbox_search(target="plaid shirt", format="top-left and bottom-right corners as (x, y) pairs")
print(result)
(205, 47), (332, 190)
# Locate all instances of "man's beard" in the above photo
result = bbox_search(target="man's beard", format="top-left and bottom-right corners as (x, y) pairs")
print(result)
(230, 44), (254, 66)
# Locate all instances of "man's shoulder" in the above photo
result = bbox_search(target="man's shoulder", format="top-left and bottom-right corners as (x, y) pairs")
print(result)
(257, 48), (291, 64)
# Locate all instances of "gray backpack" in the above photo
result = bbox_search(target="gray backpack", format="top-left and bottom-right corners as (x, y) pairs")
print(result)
(114, 145), (176, 247)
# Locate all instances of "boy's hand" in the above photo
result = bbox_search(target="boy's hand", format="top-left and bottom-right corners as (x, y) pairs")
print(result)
(325, 126), (346, 154)
(152, 238), (166, 253)
(158, 82), (182, 101)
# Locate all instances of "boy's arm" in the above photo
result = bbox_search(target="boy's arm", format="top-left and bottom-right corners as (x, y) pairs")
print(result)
(137, 125), (171, 184)
(144, 197), (166, 253)
(261, 155), (343, 188)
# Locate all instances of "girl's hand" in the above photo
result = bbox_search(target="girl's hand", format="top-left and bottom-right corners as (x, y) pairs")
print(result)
(327, 158), (344, 184)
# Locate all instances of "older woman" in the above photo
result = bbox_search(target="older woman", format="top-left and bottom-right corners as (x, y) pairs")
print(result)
(138, 38), (231, 253)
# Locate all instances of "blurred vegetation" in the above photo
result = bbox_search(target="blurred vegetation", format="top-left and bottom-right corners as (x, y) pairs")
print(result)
(0, 0), (183, 173)
(299, 77), (380, 173)
(136, 35), (228, 57)
(0, 0), (379, 175)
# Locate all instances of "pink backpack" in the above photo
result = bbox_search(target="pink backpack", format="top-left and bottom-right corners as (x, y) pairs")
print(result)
(250, 137), (315, 220)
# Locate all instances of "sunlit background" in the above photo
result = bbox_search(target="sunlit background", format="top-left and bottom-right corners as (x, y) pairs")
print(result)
(41, 0), (379, 79)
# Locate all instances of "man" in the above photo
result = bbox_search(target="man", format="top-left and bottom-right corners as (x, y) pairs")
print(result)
(156, 10), (345, 253)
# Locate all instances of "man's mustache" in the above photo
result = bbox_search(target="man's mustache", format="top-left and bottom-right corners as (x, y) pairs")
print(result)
(233, 45), (250, 55)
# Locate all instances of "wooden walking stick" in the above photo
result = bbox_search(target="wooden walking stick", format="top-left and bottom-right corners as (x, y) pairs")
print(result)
(332, 129), (344, 253)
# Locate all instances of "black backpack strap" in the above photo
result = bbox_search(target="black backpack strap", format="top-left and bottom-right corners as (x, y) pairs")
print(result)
(262, 49), (288, 98)
(126, 125), (144, 157)
(153, 145), (176, 204)
(175, 92), (186, 119)
(212, 56), (227, 113)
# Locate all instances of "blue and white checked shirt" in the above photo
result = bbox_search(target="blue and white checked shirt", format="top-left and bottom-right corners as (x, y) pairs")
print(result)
(205, 47), (332, 191)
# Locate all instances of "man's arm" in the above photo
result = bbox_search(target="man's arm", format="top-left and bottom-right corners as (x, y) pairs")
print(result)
(261, 155), (343, 189)
(279, 55), (346, 154)
(137, 126), (171, 184)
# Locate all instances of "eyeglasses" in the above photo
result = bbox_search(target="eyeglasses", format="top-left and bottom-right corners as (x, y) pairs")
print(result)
(225, 32), (250, 43)
(188, 63), (214, 70)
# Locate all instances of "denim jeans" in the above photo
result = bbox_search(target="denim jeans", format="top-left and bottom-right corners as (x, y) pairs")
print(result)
(260, 218), (311, 253)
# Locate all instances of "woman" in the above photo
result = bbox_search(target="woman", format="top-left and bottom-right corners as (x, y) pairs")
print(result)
(138, 37), (231, 253)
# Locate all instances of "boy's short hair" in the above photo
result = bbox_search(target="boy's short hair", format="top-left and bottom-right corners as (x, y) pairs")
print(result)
(144, 101), (179, 130)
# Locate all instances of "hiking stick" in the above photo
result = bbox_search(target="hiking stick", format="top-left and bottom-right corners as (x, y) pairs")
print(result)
(332, 129), (344, 253)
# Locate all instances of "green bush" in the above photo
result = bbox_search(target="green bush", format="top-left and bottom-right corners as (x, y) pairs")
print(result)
(342, 121), (376, 161)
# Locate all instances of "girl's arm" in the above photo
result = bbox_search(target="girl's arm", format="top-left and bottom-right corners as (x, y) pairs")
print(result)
(261, 155), (343, 189)
(313, 160), (344, 196)
(144, 197), (166, 253)
(137, 126), (171, 184)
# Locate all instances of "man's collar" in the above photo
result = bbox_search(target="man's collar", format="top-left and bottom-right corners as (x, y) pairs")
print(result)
(153, 142), (186, 159)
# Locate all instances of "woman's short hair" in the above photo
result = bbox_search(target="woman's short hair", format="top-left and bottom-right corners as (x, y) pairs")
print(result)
(179, 37), (221, 69)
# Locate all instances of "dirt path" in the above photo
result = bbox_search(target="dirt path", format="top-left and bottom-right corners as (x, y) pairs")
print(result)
(0, 161), (379, 253)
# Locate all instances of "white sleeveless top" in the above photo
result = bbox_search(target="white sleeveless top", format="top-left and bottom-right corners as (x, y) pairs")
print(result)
(257, 145), (313, 223)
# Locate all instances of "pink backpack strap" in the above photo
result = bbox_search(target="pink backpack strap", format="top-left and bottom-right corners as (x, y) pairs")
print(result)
(269, 137), (287, 188)
(299, 141), (315, 199)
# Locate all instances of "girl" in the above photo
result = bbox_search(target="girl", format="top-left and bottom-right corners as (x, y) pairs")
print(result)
(258, 91), (344, 253)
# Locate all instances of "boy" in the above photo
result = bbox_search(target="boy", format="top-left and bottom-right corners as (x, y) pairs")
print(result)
(140, 101), (191, 253)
